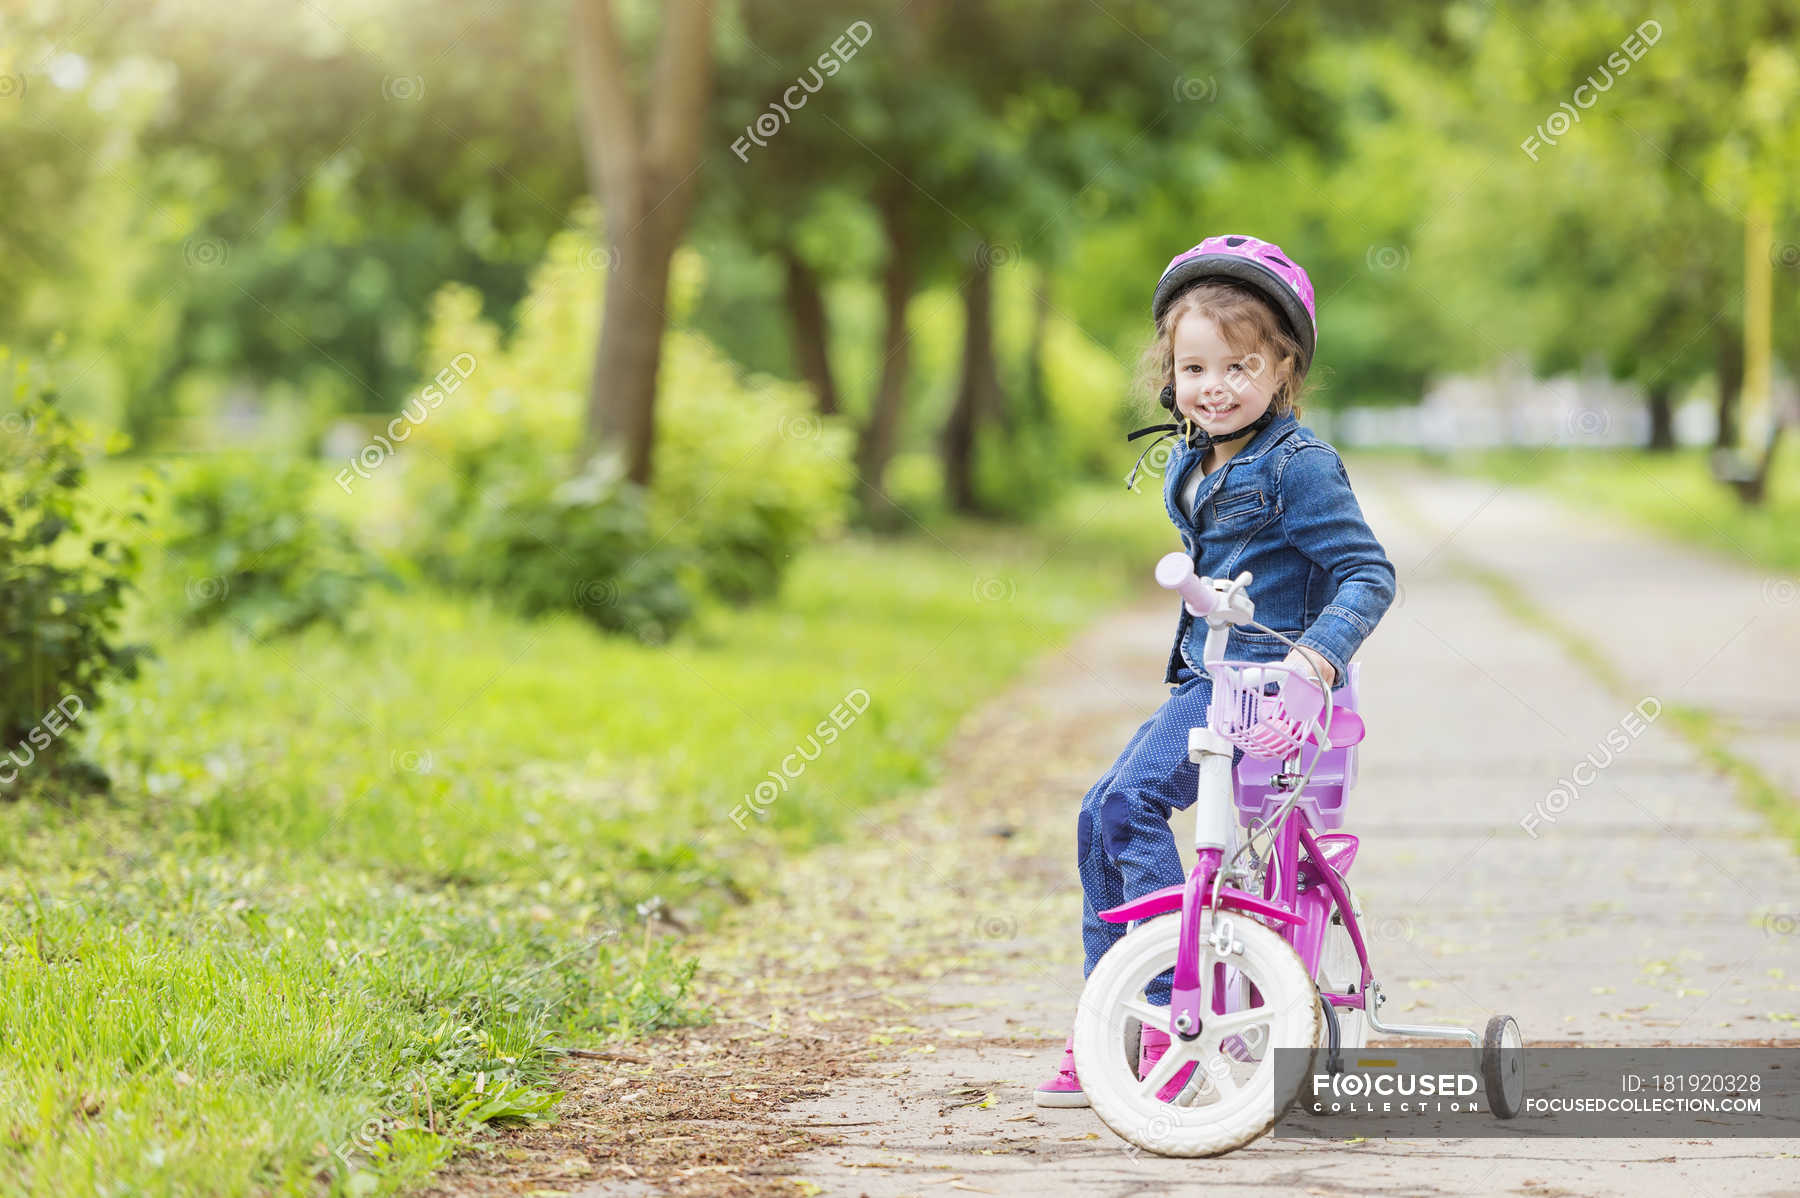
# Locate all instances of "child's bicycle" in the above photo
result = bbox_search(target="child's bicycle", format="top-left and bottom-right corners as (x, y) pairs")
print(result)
(1072, 553), (1524, 1156)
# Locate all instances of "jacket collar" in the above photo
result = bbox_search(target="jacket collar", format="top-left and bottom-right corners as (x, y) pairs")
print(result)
(1164, 410), (1302, 528)
(1159, 410), (1303, 528)
(1215, 408), (1300, 466)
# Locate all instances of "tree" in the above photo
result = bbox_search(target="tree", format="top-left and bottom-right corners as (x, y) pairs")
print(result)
(571, 0), (714, 485)
(4, 0), (588, 443)
(709, 0), (974, 520)
(1705, 39), (1799, 502)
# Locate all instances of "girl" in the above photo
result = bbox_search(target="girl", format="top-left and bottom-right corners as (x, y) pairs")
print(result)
(1035, 235), (1397, 1107)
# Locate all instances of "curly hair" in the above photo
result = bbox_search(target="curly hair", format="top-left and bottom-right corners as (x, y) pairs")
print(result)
(1132, 280), (1309, 422)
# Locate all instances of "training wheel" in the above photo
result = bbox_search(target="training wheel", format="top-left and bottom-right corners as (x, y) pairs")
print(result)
(1481, 1014), (1524, 1119)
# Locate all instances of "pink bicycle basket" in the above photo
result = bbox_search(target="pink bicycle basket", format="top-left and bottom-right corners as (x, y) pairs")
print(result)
(1207, 660), (1331, 759)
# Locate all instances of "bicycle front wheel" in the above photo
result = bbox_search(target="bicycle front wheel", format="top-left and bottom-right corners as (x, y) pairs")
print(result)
(1073, 908), (1320, 1157)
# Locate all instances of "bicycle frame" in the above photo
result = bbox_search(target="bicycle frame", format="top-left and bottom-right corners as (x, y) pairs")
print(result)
(1097, 565), (1481, 1050)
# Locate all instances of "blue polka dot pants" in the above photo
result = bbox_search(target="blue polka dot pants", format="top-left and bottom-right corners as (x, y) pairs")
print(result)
(1077, 666), (1238, 1006)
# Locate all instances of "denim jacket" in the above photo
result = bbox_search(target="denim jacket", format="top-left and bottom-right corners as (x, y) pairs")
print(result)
(1158, 410), (1396, 689)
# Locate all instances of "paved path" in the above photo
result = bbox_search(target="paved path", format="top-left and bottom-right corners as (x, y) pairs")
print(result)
(767, 462), (1800, 1196)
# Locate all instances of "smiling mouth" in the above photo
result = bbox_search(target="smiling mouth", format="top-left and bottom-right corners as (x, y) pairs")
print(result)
(1196, 400), (1240, 419)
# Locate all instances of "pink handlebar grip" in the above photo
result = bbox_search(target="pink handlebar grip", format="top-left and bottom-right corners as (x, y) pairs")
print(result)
(1155, 551), (1216, 616)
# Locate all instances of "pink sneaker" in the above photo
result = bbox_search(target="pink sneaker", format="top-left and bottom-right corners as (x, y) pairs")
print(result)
(1033, 1035), (1088, 1107)
(1139, 1025), (1199, 1103)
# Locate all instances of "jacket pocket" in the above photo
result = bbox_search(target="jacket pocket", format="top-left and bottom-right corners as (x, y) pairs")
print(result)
(1211, 488), (1267, 524)
(1224, 626), (1302, 663)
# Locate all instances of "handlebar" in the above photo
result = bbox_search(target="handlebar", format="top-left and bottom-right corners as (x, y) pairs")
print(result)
(1152, 555), (1344, 881)
(1154, 549), (1338, 741)
(1155, 552), (1254, 622)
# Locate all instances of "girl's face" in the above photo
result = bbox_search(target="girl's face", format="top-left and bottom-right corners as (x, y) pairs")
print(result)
(1170, 311), (1283, 438)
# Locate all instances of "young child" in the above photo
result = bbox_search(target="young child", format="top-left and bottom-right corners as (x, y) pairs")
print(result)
(1035, 235), (1397, 1107)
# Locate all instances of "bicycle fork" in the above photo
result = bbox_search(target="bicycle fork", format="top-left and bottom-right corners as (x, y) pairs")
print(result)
(1167, 725), (1240, 1040)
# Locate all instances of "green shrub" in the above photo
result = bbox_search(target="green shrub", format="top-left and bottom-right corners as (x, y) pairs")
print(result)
(0, 353), (150, 794)
(650, 330), (853, 602)
(971, 414), (1070, 521)
(165, 455), (394, 639)
(401, 205), (854, 615)
(442, 448), (691, 641)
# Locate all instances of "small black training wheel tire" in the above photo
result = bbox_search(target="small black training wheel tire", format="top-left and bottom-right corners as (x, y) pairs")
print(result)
(1319, 990), (1344, 1076)
(1481, 1014), (1524, 1119)
(1305, 990), (1346, 1119)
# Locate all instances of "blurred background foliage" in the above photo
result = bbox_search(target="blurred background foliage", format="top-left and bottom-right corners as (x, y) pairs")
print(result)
(3, 2), (1798, 1191)
(1, 0), (1794, 779)
(3, 1), (1795, 530)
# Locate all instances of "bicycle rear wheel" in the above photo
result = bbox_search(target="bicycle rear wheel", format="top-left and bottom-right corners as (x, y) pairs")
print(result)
(1317, 886), (1368, 1050)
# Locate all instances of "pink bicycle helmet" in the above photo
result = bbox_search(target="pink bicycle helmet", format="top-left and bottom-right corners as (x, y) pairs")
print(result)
(1151, 234), (1318, 374)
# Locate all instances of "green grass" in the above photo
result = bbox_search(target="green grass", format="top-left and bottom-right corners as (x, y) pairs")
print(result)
(1413, 445), (1800, 574)
(0, 475), (1174, 1197)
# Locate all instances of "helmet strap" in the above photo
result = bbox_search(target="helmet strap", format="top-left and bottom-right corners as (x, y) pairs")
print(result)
(1122, 405), (1278, 491)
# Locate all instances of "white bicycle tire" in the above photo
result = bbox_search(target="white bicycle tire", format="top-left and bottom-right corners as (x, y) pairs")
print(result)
(1074, 910), (1320, 1157)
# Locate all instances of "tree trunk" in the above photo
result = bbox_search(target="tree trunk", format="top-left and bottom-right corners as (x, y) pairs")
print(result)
(1022, 266), (1053, 434)
(943, 250), (1007, 514)
(1714, 320), (1742, 451)
(589, 232), (679, 484)
(1645, 382), (1675, 452)
(781, 248), (840, 416)
(1736, 190), (1774, 504)
(853, 189), (916, 520)
(571, 0), (714, 486)
(1725, 192), (1783, 502)
(1738, 422), (1784, 505)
